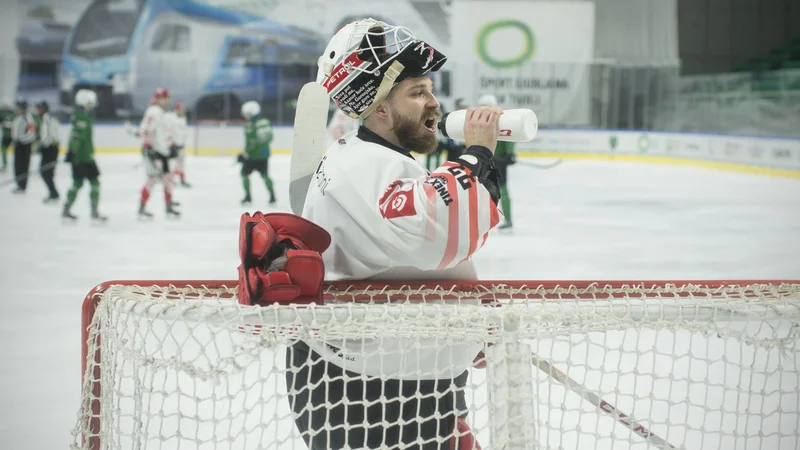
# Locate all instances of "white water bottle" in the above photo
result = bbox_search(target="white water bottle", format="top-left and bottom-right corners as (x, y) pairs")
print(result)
(437, 108), (539, 143)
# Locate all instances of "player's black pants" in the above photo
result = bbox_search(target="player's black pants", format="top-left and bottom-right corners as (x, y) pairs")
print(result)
(13, 142), (32, 190)
(286, 341), (469, 450)
(39, 144), (59, 198)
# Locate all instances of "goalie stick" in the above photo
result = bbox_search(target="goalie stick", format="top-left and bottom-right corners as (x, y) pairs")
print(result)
(531, 354), (680, 450)
(289, 82), (329, 215)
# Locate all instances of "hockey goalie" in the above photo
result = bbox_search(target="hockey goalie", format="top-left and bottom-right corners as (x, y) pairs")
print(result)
(247, 18), (504, 450)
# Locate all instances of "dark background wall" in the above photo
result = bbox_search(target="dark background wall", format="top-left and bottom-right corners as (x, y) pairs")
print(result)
(679, 0), (800, 75)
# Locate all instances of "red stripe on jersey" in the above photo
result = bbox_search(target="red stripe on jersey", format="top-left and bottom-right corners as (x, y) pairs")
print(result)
(436, 172), (461, 270)
(489, 196), (501, 229)
(480, 230), (490, 249)
(477, 196), (501, 253)
(422, 183), (438, 242)
(457, 180), (480, 266)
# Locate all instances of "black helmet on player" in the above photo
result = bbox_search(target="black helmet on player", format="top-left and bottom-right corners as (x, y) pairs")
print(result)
(316, 18), (446, 119)
(35, 100), (49, 112)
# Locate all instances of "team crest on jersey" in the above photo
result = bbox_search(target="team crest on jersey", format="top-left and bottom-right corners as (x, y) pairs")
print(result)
(379, 182), (417, 219)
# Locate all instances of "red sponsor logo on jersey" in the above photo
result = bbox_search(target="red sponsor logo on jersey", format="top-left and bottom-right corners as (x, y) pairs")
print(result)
(379, 182), (417, 219)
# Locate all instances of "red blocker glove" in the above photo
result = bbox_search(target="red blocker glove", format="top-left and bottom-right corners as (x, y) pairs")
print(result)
(237, 212), (331, 306)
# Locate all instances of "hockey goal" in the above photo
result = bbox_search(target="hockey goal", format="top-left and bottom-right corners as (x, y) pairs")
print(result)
(72, 280), (800, 450)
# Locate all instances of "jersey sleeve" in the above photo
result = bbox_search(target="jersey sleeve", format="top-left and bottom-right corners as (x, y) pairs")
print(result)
(139, 110), (155, 148)
(331, 147), (502, 271)
(68, 115), (80, 152)
(256, 119), (273, 147)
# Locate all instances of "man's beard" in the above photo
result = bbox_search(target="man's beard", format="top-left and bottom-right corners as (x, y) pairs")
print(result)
(391, 108), (440, 154)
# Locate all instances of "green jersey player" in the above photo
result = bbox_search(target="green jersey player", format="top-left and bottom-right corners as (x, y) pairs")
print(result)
(63, 89), (106, 222)
(238, 101), (276, 205)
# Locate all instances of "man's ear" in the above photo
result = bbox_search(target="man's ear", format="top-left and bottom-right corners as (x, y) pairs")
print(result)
(371, 98), (391, 120)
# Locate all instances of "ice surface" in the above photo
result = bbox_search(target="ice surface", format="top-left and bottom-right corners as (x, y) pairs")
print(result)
(0, 154), (798, 448)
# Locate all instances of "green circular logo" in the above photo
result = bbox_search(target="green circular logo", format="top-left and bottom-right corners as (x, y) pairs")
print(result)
(476, 20), (536, 68)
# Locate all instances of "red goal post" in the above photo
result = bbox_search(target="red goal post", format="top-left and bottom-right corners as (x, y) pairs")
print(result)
(75, 279), (800, 450)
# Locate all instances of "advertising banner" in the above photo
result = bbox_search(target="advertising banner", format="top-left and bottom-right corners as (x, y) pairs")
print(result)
(450, 1), (595, 126)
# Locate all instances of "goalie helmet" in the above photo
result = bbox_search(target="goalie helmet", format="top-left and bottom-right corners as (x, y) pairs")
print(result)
(241, 100), (260, 118)
(316, 18), (446, 119)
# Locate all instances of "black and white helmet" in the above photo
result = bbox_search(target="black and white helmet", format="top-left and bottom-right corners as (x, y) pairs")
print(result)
(316, 18), (446, 119)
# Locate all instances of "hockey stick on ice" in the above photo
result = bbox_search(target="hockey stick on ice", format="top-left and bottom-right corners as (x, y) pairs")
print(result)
(288, 82), (330, 215)
(517, 158), (563, 170)
(1, 159), (59, 188)
(531, 355), (681, 450)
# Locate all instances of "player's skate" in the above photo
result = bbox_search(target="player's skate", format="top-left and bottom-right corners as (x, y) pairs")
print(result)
(43, 195), (60, 204)
(91, 208), (108, 223)
(138, 204), (154, 220)
(165, 204), (181, 219)
(62, 205), (78, 221)
(241, 194), (252, 205)
(180, 180), (191, 188)
(269, 195), (276, 205)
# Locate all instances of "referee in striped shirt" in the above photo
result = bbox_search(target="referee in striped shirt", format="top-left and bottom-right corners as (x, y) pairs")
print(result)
(35, 101), (60, 202)
(10, 100), (36, 193)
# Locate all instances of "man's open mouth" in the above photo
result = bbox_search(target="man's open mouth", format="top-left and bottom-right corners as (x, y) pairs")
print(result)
(422, 117), (437, 133)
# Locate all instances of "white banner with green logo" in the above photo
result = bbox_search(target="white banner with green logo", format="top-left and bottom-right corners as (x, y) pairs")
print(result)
(450, 1), (595, 126)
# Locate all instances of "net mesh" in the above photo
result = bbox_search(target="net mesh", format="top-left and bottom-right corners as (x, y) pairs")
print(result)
(72, 281), (800, 450)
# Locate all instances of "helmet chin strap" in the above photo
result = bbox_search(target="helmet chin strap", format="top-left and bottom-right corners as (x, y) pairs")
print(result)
(355, 60), (404, 120)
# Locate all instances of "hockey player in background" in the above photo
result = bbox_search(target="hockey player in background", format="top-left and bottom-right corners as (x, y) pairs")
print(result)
(289, 18), (504, 450)
(10, 100), (36, 193)
(63, 90), (106, 222)
(138, 88), (180, 218)
(238, 100), (275, 205)
(168, 101), (190, 187)
(1, 99), (14, 171)
(478, 94), (515, 229)
(35, 100), (60, 203)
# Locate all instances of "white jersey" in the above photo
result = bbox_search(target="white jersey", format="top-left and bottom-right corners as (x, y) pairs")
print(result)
(11, 112), (37, 144)
(325, 109), (359, 146)
(165, 111), (188, 147)
(38, 112), (60, 147)
(301, 127), (502, 380)
(139, 105), (171, 156)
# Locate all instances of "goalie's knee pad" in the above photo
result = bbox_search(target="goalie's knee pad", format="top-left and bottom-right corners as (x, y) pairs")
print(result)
(237, 212), (330, 306)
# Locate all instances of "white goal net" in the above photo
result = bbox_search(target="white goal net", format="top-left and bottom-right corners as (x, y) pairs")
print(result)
(72, 280), (800, 450)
